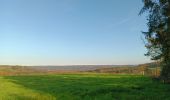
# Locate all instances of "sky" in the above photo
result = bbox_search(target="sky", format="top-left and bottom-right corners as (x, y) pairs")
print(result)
(0, 0), (151, 65)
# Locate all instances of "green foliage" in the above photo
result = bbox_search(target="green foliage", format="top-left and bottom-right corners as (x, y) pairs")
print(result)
(140, 0), (170, 78)
(0, 74), (170, 100)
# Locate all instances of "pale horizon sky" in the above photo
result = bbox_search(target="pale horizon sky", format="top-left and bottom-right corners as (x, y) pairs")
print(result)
(0, 0), (151, 66)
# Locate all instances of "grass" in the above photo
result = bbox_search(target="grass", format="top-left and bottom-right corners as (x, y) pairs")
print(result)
(0, 74), (170, 100)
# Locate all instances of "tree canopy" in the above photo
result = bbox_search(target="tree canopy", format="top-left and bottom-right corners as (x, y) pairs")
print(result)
(140, 0), (170, 79)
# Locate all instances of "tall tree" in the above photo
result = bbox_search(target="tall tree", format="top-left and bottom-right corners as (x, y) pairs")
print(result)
(140, 0), (170, 80)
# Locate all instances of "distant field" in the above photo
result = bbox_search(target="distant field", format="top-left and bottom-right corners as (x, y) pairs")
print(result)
(0, 74), (170, 100)
(0, 63), (159, 76)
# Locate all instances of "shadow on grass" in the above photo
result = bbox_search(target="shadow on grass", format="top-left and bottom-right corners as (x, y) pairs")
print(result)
(4, 74), (170, 100)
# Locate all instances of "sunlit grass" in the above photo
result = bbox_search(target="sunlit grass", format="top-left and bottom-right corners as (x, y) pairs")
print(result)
(0, 77), (56, 100)
(0, 74), (170, 100)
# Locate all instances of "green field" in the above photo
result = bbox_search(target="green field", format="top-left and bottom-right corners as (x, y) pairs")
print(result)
(0, 74), (170, 100)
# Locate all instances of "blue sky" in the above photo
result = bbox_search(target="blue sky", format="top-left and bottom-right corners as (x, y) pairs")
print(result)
(0, 0), (151, 65)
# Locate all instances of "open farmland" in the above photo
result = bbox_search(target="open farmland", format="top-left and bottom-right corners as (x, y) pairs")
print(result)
(0, 74), (170, 100)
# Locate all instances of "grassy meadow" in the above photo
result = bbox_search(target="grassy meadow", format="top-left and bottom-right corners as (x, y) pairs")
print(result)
(0, 74), (170, 100)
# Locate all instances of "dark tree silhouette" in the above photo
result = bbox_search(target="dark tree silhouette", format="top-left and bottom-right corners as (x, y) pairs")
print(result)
(140, 0), (170, 81)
